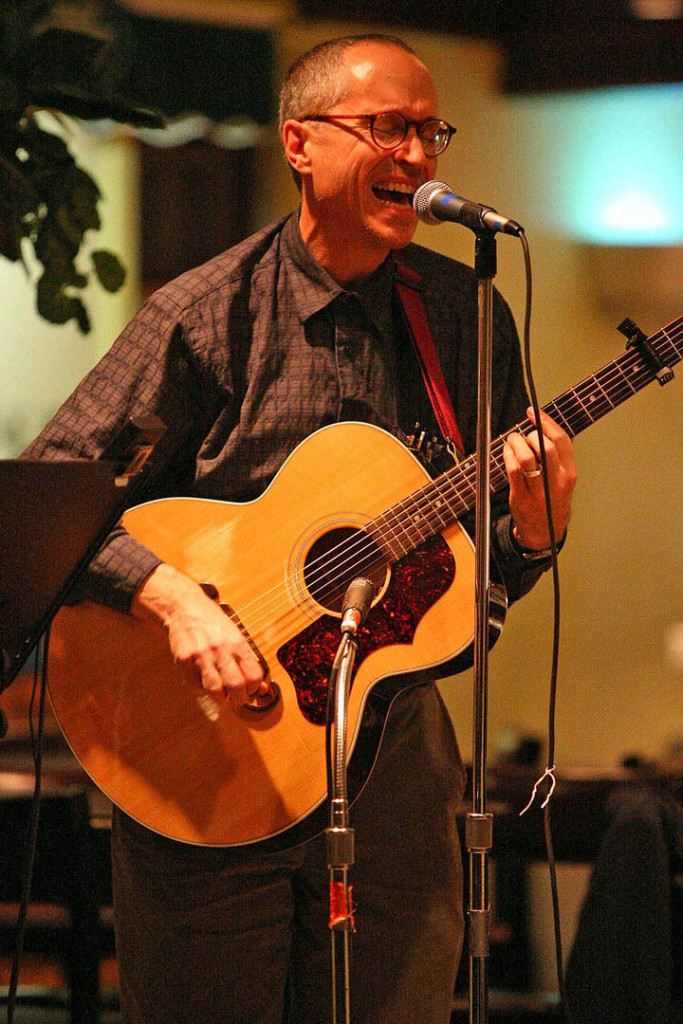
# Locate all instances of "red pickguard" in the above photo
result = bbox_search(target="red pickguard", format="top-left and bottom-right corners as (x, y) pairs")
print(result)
(278, 533), (455, 724)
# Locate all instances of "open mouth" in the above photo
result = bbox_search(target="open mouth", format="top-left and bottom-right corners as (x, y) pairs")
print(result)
(372, 181), (417, 207)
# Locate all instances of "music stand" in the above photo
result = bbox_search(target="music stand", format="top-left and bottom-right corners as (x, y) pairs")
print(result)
(0, 417), (164, 692)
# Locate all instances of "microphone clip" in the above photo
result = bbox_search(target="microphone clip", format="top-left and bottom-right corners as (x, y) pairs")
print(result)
(339, 578), (376, 636)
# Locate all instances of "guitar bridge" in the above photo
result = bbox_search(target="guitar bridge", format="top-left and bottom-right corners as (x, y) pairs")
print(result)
(200, 582), (281, 712)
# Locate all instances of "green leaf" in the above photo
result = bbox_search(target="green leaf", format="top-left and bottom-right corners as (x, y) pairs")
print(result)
(0, 210), (22, 261)
(54, 198), (88, 249)
(34, 216), (72, 264)
(92, 249), (125, 293)
(0, 175), (29, 260)
(0, 8), (137, 332)
(75, 299), (90, 333)
(21, 118), (71, 164)
(36, 268), (91, 333)
(63, 164), (101, 233)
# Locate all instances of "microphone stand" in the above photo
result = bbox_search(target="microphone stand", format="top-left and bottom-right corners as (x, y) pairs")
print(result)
(413, 181), (525, 1024)
(468, 229), (497, 1024)
(324, 577), (374, 1023)
(326, 630), (358, 1024)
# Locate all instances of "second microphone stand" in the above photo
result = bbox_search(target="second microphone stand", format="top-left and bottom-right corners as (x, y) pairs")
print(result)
(325, 578), (375, 1024)
(327, 630), (356, 1024)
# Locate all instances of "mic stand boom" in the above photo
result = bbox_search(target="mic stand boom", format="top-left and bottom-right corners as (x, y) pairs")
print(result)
(468, 230), (497, 1024)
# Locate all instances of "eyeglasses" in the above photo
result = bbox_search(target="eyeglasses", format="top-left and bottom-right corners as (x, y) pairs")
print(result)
(299, 111), (456, 157)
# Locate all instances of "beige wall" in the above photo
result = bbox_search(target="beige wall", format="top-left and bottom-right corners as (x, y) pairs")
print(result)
(3, 20), (681, 773)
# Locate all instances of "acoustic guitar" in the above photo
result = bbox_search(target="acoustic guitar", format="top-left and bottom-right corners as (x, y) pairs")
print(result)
(47, 315), (681, 848)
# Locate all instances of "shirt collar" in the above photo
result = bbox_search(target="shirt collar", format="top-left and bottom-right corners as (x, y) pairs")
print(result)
(281, 211), (397, 335)
(281, 212), (343, 322)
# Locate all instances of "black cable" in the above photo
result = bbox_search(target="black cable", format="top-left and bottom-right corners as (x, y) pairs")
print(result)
(544, 802), (573, 1021)
(517, 232), (574, 1023)
(5, 628), (49, 1024)
(518, 232), (562, 742)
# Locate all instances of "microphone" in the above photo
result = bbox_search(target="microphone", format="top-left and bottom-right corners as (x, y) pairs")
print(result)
(340, 578), (376, 635)
(413, 180), (524, 237)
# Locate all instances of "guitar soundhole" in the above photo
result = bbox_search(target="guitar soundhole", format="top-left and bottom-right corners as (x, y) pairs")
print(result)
(279, 533), (456, 725)
(303, 526), (388, 613)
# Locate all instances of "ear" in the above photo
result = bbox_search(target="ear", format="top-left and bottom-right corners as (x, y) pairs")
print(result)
(282, 119), (313, 180)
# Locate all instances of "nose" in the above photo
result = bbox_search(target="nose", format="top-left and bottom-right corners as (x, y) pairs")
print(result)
(394, 124), (430, 164)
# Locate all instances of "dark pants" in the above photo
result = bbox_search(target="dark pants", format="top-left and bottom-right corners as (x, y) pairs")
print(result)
(111, 684), (466, 1024)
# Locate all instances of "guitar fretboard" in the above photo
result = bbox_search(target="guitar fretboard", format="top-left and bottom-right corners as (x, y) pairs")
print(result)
(370, 314), (683, 561)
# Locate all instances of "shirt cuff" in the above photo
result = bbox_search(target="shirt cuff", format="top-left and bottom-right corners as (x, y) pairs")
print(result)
(80, 531), (163, 614)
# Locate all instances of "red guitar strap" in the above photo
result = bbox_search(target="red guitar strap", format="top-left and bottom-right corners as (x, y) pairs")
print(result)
(393, 259), (465, 459)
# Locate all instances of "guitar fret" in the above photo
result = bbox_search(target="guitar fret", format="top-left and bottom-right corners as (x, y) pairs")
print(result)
(565, 391), (593, 432)
(441, 471), (476, 518)
(405, 490), (456, 545)
(616, 360), (639, 394)
(371, 511), (410, 561)
(403, 505), (431, 546)
(577, 374), (615, 416)
(566, 391), (606, 428)
(662, 324), (683, 365)
(592, 375), (615, 408)
(490, 443), (508, 492)
(371, 475), (471, 560)
(572, 388), (598, 425)
(426, 489), (452, 530)
(544, 402), (572, 437)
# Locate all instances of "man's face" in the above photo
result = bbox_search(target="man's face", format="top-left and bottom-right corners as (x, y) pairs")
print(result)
(296, 42), (441, 270)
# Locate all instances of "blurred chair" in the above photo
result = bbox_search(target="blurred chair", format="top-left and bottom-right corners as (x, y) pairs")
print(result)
(565, 785), (683, 1024)
(0, 771), (115, 1024)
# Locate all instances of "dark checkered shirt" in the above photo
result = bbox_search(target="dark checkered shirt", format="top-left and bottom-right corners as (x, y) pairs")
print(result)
(23, 212), (544, 610)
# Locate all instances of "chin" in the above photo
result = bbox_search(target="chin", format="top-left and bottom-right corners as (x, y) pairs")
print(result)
(382, 225), (418, 252)
(368, 214), (418, 251)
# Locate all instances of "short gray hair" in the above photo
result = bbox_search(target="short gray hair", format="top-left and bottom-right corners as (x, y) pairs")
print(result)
(279, 34), (417, 189)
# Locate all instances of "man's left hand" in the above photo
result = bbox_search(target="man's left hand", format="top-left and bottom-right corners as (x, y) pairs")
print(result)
(503, 408), (577, 552)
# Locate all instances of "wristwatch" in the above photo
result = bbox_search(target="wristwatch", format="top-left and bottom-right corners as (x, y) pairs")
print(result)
(509, 520), (564, 562)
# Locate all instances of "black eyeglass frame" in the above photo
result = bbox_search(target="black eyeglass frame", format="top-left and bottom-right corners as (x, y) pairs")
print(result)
(299, 112), (457, 156)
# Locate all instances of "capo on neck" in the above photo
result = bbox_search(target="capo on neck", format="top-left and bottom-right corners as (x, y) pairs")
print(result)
(617, 317), (674, 387)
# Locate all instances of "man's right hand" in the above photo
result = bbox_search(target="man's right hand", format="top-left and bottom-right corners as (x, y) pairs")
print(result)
(131, 563), (265, 708)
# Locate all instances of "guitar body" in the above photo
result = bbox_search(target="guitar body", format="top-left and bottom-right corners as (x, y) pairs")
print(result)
(48, 422), (481, 848)
(45, 313), (683, 848)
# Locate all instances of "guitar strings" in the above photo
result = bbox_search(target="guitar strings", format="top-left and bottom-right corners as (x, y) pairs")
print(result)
(221, 321), (682, 647)
(294, 321), (682, 592)
(223, 320), (683, 645)
(236, 320), (683, 647)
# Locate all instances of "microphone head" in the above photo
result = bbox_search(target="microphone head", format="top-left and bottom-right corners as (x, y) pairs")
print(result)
(413, 180), (452, 225)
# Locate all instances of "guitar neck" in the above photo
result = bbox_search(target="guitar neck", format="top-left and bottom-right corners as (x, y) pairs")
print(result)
(540, 315), (682, 438)
(371, 315), (683, 561)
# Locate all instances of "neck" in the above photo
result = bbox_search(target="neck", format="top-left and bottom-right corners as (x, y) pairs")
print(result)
(298, 208), (388, 289)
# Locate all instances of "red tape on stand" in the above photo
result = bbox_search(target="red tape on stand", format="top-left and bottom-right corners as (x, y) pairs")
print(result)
(329, 881), (356, 931)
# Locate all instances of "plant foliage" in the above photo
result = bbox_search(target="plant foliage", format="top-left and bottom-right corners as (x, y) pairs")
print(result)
(0, 1), (164, 332)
